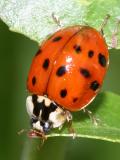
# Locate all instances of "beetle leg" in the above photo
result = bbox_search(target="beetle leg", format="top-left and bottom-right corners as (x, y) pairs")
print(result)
(28, 129), (47, 140)
(52, 12), (62, 28)
(83, 108), (100, 126)
(99, 14), (110, 35)
(110, 19), (120, 48)
(65, 111), (76, 139)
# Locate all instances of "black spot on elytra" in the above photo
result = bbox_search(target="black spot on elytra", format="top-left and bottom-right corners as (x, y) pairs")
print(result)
(73, 44), (81, 53)
(80, 68), (91, 78)
(98, 53), (107, 67)
(32, 76), (36, 86)
(35, 48), (42, 56)
(90, 80), (100, 91)
(88, 50), (94, 58)
(52, 36), (62, 42)
(43, 58), (50, 69)
(56, 66), (66, 76)
(73, 97), (78, 102)
(60, 89), (67, 98)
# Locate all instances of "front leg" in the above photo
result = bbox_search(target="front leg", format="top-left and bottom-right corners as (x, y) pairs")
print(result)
(28, 129), (47, 140)
(65, 111), (76, 139)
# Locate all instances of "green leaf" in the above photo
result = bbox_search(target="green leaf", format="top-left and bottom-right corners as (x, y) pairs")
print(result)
(0, 0), (120, 48)
(43, 92), (120, 143)
(21, 92), (120, 159)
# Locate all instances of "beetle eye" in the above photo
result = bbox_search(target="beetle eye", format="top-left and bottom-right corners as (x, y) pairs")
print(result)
(43, 123), (50, 132)
(40, 121), (53, 133)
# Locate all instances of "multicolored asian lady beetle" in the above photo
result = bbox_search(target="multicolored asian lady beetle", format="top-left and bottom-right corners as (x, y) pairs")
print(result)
(26, 16), (109, 137)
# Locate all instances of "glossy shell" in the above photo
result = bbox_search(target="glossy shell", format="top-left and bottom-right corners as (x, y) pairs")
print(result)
(27, 25), (109, 111)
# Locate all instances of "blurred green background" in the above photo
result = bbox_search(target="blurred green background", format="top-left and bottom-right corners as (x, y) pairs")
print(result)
(0, 19), (120, 160)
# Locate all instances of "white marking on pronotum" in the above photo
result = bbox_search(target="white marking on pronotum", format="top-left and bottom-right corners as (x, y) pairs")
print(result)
(49, 107), (67, 128)
(32, 121), (43, 132)
(37, 96), (52, 107)
(26, 96), (34, 117)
